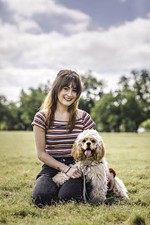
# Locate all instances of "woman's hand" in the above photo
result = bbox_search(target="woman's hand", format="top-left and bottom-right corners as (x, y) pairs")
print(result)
(65, 167), (82, 179)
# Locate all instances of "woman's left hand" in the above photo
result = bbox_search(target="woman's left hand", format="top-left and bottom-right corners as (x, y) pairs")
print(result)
(66, 167), (82, 179)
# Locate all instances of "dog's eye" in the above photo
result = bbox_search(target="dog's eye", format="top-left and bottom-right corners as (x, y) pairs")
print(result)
(82, 139), (86, 143)
(91, 139), (96, 143)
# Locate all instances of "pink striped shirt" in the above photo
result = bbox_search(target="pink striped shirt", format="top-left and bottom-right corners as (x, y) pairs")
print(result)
(32, 110), (95, 158)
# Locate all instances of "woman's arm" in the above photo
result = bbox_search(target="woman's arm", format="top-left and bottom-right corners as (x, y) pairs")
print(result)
(33, 125), (69, 172)
(33, 125), (82, 178)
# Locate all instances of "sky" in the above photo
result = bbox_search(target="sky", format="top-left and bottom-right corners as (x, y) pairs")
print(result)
(0, 0), (150, 102)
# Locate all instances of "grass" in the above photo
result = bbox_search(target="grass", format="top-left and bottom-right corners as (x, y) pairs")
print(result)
(0, 131), (150, 225)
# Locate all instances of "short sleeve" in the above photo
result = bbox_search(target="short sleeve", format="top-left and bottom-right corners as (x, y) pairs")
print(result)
(82, 111), (95, 130)
(32, 111), (46, 130)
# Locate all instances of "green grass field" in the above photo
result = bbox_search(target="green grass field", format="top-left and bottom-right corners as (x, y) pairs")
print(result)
(0, 131), (150, 225)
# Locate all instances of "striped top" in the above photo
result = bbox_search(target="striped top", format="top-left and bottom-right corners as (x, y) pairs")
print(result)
(32, 110), (95, 158)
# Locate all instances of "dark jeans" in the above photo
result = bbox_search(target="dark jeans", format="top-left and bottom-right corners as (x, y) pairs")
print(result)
(32, 157), (84, 207)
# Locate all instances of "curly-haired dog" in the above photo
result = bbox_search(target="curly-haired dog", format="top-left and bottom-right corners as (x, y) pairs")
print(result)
(53, 129), (129, 203)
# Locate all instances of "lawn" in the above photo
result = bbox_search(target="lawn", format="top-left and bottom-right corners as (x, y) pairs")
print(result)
(0, 131), (150, 225)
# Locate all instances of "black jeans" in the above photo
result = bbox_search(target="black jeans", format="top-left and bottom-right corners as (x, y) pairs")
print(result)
(32, 157), (84, 207)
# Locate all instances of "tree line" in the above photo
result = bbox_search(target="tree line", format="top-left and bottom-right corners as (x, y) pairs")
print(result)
(0, 69), (150, 132)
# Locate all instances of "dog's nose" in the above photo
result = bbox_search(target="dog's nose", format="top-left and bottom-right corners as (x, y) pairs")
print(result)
(86, 142), (91, 146)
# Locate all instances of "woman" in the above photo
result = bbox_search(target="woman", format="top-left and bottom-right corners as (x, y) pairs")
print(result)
(32, 69), (114, 207)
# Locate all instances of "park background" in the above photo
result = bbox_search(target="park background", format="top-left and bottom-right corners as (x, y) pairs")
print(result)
(0, 0), (150, 224)
(0, 0), (150, 132)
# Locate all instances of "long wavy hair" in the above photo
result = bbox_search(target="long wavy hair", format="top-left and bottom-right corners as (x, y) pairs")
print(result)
(40, 70), (82, 133)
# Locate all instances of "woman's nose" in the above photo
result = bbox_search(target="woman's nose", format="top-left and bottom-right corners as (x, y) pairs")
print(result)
(67, 90), (72, 96)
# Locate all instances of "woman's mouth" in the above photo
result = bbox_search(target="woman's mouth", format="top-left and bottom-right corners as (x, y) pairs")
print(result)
(64, 97), (73, 101)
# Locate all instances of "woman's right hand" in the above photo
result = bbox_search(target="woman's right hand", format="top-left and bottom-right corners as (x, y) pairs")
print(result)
(66, 167), (82, 179)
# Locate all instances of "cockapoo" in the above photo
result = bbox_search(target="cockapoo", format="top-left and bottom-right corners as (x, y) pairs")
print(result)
(53, 129), (129, 203)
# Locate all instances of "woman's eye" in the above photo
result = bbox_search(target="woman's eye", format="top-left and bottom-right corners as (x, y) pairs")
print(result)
(64, 87), (68, 90)
(73, 89), (77, 92)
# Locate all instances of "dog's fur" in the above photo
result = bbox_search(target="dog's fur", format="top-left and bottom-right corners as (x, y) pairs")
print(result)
(53, 129), (129, 203)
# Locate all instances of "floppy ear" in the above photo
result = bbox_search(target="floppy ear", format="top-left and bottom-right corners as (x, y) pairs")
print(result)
(71, 141), (82, 161)
(95, 140), (105, 161)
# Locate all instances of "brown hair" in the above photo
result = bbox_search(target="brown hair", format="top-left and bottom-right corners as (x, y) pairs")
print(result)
(40, 69), (82, 133)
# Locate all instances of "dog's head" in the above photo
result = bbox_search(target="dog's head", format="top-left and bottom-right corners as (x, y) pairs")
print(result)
(71, 129), (105, 161)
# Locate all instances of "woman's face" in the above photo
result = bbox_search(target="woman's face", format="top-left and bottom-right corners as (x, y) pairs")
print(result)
(57, 83), (77, 107)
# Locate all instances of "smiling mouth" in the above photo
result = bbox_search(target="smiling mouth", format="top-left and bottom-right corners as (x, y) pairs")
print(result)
(64, 97), (73, 101)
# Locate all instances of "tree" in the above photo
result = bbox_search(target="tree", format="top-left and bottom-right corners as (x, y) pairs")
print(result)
(91, 93), (121, 132)
(6, 102), (23, 130)
(118, 90), (145, 132)
(0, 96), (9, 130)
(131, 69), (150, 119)
(1, 69), (149, 131)
(79, 71), (105, 113)
(115, 69), (150, 131)
(140, 119), (150, 131)
(19, 84), (49, 130)
(91, 89), (145, 132)
(0, 96), (22, 130)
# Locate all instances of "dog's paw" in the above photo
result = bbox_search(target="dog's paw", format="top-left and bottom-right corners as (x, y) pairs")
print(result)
(90, 195), (106, 204)
(89, 188), (107, 203)
(52, 173), (69, 187)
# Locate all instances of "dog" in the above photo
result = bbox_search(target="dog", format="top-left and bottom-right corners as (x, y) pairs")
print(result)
(52, 129), (129, 203)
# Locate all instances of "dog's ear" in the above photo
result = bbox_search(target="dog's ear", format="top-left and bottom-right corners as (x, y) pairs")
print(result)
(71, 142), (82, 161)
(95, 140), (105, 161)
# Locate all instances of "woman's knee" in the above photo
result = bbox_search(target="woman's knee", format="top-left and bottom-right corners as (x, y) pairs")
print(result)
(32, 174), (58, 207)
(58, 178), (83, 202)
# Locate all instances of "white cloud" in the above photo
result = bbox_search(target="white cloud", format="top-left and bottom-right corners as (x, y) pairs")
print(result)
(63, 20), (90, 33)
(0, 67), (57, 102)
(14, 15), (42, 33)
(0, 0), (150, 101)
(3, 0), (91, 28)
(1, 17), (150, 71)
(1, 17), (150, 69)
(3, 0), (56, 17)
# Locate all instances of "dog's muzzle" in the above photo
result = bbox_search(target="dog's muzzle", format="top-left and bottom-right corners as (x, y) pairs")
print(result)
(84, 142), (94, 157)
(84, 149), (92, 157)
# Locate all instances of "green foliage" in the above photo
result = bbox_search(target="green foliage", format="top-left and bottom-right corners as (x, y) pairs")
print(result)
(91, 70), (150, 132)
(0, 132), (150, 224)
(79, 71), (105, 113)
(120, 91), (145, 132)
(19, 86), (48, 130)
(0, 69), (150, 132)
(0, 83), (50, 130)
(0, 96), (22, 130)
(91, 93), (120, 132)
(91, 90), (145, 132)
(140, 119), (150, 131)
(124, 69), (150, 119)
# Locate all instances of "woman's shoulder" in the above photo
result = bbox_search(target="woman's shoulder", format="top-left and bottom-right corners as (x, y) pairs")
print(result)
(77, 109), (88, 120)
(35, 109), (47, 118)
(32, 109), (48, 129)
(77, 109), (95, 129)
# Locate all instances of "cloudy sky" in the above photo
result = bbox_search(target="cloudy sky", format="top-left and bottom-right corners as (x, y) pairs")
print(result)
(0, 0), (150, 102)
